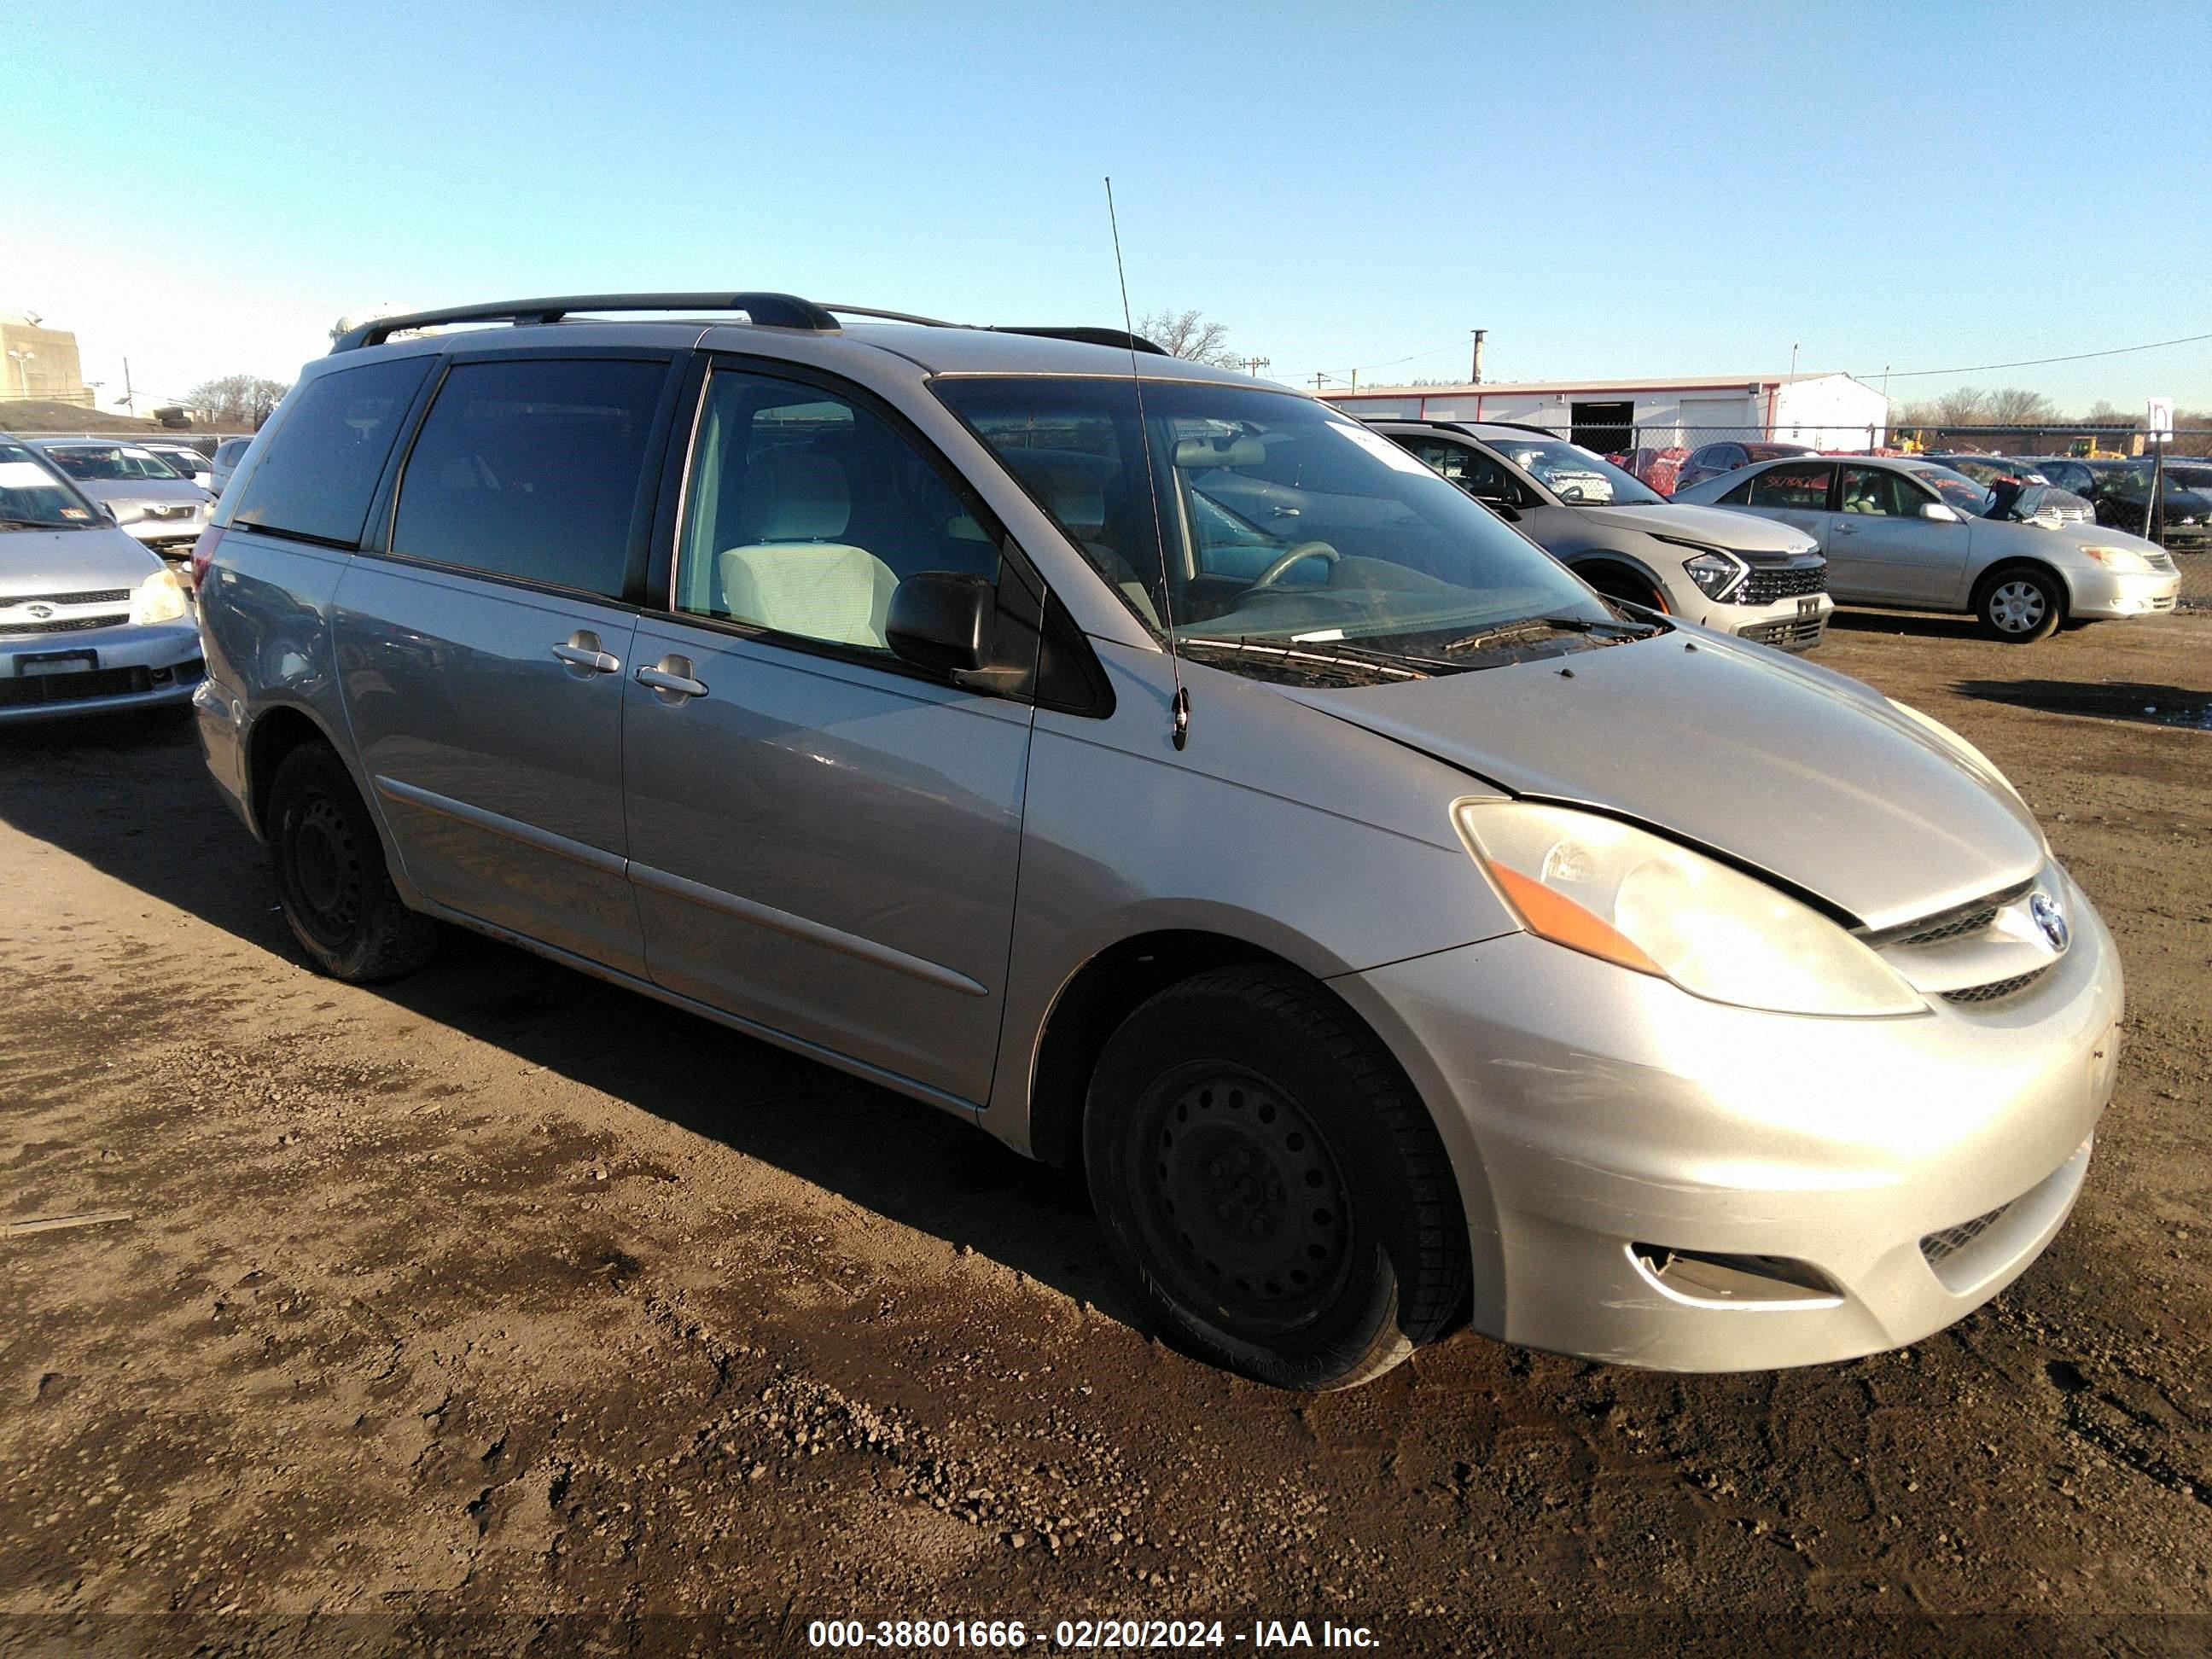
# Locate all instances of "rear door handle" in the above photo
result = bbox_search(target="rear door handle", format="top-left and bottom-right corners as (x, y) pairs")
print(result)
(637, 655), (707, 700)
(1833, 522), (1859, 534)
(551, 630), (620, 673)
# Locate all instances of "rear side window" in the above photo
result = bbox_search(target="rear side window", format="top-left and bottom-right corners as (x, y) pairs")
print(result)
(230, 356), (433, 544)
(1747, 463), (1833, 509)
(393, 358), (668, 599)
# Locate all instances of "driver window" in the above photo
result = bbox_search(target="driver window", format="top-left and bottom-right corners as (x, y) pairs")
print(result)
(675, 370), (1001, 651)
(1402, 437), (1516, 502)
(1839, 467), (1912, 516)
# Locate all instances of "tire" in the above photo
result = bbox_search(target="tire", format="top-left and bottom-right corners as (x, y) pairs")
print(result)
(1974, 565), (2064, 643)
(1083, 964), (1468, 1391)
(266, 742), (439, 981)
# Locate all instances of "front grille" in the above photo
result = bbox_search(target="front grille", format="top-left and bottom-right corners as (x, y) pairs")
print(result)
(143, 535), (199, 555)
(4, 589), (131, 607)
(1921, 1202), (2014, 1266)
(1738, 564), (1828, 603)
(1942, 967), (2051, 1004)
(0, 665), (156, 708)
(1867, 878), (2034, 950)
(1737, 614), (1826, 649)
(0, 614), (126, 637)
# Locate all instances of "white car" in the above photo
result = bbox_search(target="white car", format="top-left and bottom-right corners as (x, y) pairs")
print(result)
(1672, 453), (2180, 643)
(28, 439), (215, 568)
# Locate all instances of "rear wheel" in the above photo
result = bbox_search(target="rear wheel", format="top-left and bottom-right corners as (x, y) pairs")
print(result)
(1975, 565), (2064, 643)
(1084, 965), (1468, 1391)
(267, 742), (439, 981)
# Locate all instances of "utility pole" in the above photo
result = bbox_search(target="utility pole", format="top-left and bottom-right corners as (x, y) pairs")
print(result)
(121, 358), (135, 415)
(1241, 356), (1271, 379)
(1310, 372), (1330, 391)
(1470, 329), (1487, 385)
(1788, 341), (1799, 381)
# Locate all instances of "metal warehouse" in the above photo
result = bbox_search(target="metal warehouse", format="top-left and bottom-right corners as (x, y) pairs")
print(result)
(1320, 371), (1891, 451)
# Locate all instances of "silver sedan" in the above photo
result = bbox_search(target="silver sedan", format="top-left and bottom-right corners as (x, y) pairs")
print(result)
(1673, 453), (2180, 642)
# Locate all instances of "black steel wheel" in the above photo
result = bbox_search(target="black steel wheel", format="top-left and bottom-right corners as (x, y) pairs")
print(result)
(267, 742), (439, 982)
(1085, 964), (1468, 1391)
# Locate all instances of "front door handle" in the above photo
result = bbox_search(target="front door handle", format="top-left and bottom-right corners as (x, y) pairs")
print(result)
(637, 655), (707, 701)
(1833, 522), (1859, 535)
(551, 630), (620, 673)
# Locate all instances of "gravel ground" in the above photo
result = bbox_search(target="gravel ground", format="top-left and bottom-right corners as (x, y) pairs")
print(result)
(2, 613), (2208, 1657)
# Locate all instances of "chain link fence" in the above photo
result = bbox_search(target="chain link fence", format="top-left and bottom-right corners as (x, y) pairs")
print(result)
(1502, 421), (2212, 610)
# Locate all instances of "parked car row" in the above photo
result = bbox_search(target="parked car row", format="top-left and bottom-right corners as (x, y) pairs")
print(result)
(163, 293), (2120, 1394)
(0, 436), (205, 722)
(25, 438), (215, 570)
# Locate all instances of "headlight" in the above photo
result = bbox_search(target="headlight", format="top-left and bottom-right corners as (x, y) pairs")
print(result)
(129, 568), (189, 626)
(1651, 536), (1745, 601)
(1452, 800), (1923, 1017)
(2080, 544), (2152, 572)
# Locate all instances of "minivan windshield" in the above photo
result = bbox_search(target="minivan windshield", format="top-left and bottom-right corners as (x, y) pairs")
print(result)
(0, 442), (101, 531)
(44, 444), (185, 482)
(934, 377), (1621, 668)
(1481, 436), (1664, 505)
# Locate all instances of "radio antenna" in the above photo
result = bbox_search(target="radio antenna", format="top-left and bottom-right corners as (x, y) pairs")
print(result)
(1105, 176), (1190, 751)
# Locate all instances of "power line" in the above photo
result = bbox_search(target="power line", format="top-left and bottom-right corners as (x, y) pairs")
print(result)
(1862, 329), (2212, 381)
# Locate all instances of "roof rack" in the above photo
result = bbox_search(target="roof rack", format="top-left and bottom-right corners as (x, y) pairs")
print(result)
(329, 292), (841, 352)
(330, 292), (1171, 359)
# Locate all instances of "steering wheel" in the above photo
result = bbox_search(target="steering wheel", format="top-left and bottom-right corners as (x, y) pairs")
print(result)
(1249, 541), (1340, 590)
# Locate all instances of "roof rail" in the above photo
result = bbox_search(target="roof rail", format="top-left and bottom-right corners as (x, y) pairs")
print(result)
(329, 292), (841, 353)
(992, 325), (1165, 355)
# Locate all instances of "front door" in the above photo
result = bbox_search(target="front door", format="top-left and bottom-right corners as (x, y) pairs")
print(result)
(335, 352), (679, 975)
(622, 363), (1033, 1105)
(1831, 465), (1972, 606)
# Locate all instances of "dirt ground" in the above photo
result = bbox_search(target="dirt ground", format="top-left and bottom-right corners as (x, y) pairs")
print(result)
(3, 612), (2209, 1657)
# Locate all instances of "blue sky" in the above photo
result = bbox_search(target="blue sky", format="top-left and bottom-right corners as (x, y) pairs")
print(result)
(10, 0), (2210, 414)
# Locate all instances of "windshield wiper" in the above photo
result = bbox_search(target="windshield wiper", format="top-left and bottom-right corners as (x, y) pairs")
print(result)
(0, 518), (71, 531)
(1441, 613), (1653, 656)
(1179, 636), (1447, 682)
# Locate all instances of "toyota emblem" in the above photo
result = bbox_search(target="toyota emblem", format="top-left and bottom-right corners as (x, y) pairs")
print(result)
(2031, 892), (2069, 952)
(26, 603), (54, 620)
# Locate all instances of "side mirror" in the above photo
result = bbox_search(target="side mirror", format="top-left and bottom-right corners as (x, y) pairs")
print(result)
(97, 503), (119, 524)
(1919, 502), (1961, 522)
(887, 571), (995, 675)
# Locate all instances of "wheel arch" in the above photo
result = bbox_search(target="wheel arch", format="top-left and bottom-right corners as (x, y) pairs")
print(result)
(1568, 550), (1674, 612)
(246, 701), (347, 838)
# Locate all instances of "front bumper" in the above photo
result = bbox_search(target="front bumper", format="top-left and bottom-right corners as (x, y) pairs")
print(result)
(119, 516), (209, 563)
(1336, 867), (2122, 1371)
(1729, 590), (1835, 652)
(0, 619), (204, 723)
(2069, 565), (2183, 620)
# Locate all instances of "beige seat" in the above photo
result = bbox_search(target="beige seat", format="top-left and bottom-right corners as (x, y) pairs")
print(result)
(719, 451), (898, 648)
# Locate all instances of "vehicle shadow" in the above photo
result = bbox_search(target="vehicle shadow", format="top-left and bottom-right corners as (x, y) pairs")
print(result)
(1826, 608), (1985, 641)
(1952, 679), (2212, 732)
(0, 716), (1144, 1330)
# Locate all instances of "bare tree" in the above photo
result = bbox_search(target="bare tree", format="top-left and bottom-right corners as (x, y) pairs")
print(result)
(1136, 309), (1240, 368)
(1930, 387), (1991, 426)
(187, 374), (292, 428)
(1982, 387), (2058, 426)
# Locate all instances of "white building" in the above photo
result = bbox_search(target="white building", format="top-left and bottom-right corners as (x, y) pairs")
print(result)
(1318, 371), (1889, 451)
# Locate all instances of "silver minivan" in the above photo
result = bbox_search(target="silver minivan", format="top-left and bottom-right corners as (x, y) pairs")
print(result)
(194, 294), (2121, 1390)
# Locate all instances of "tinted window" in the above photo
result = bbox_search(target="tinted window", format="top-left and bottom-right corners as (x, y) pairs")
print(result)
(1747, 463), (1833, 509)
(393, 357), (667, 598)
(675, 369), (998, 650)
(45, 444), (183, 481)
(232, 356), (433, 544)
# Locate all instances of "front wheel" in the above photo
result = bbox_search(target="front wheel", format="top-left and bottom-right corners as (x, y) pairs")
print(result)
(267, 742), (440, 981)
(1084, 965), (1468, 1391)
(1975, 566), (2064, 643)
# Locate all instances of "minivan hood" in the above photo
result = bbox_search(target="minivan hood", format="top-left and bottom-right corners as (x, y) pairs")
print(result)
(0, 527), (163, 595)
(69, 479), (210, 508)
(1285, 632), (2044, 931)
(1575, 501), (1817, 556)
